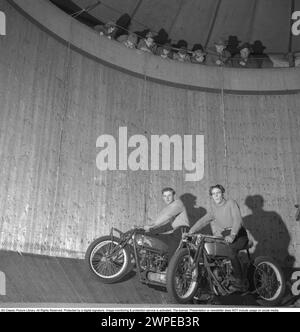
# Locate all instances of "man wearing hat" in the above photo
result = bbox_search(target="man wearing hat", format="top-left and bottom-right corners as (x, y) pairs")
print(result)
(191, 44), (207, 64)
(117, 33), (138, 49)
(227, 35), (242, 57)
(94, 21), (117, 40)
(206, 38), (231, 66)
(173, 46), (191, 63)
(137, 31), (157, 54)
(156, 43), (173, 60)
(232, 42), (257, 68)
(251, 40), (273, 68)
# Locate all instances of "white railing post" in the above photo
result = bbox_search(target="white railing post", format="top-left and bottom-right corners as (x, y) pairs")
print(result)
(0, 11), (6, 36)
(0, 271), (6, 296)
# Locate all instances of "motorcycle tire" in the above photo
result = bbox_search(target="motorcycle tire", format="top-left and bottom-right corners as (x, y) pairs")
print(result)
(166, 248), (199, 304)
(252, 256), (286, 307)
(85, 236), (132, 284)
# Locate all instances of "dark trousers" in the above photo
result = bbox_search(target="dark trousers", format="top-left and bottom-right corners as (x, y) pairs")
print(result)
(227, 227), (249, 280)
(148, 226), (188, 261)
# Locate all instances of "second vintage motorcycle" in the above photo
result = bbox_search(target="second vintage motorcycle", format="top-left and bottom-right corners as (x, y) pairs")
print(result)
(166, 233), (287, 307)
(85, 227), (171, 287)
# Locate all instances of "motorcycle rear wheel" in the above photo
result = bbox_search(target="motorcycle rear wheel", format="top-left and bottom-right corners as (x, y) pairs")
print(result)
(166, 249), (199, 304)
(85, 236), (132, 284)
(252, 256), (286, 307)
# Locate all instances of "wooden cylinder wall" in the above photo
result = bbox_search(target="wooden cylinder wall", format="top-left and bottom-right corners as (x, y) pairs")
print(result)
(0, 1), (300, 266)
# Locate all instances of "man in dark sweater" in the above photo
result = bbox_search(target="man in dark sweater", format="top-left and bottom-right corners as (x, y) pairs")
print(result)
(189, 184), (249, 290)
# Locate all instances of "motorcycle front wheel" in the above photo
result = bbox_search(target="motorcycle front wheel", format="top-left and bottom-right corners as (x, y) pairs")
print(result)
(252, 256), (286, 307)
(85, 236), (132, 284)
(166, 249), (199, 304)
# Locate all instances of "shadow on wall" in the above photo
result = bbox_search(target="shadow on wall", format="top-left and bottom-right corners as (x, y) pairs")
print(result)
(243, 195), (295, 268)
(180, 193), (210, 234)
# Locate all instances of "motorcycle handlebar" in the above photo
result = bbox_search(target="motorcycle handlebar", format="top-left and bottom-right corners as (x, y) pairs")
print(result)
(132, 226), (146, 233)
(183, 233), (226, 243)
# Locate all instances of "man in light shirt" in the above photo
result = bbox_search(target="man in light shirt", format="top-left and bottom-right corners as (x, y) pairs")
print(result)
(143, 188), (189, 261)
(189, 184), (249, 290)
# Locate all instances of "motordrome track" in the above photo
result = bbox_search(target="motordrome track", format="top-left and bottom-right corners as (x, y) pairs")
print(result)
(0, 250), (298, 308)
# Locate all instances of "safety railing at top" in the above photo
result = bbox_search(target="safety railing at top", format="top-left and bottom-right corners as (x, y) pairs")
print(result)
(52, 0), (300, 70)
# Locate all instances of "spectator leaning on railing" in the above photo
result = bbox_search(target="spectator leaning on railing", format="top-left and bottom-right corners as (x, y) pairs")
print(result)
(173, 46), (191, 63)
(137, 31), (157, 54)
(51, 0), (297, 71)
(206, 38), (232, 66)
(118, 33), (138, 49)
(191, 44), (207, 64)
(232, 42), (257, 68)
(156, 43), (173, 60)
(114, 13), (131, 41)
(227, 35), (242, 58)
(251, 40), (273, 68)
(91, 17), (295, 69)
(94, 21), (117, 40)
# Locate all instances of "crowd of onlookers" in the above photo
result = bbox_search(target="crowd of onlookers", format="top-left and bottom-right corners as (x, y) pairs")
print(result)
(49, 0), (300, 69)
(48, 0), (298, 70)
(93, 15), (297, 69)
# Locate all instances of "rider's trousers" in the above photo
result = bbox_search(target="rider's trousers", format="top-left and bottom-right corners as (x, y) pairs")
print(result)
(227, 227), (249, 280)
(148, 226), (188, 262)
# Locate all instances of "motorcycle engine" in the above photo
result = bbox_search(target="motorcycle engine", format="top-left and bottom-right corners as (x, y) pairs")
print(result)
(139, 249), (168, 272)
(213, 259), (233, 284)
(210, 259), (235, 296)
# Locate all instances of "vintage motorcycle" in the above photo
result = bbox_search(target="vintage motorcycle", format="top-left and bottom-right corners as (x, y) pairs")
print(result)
(166, 233), (287, 307)
(85, 227), (172, 286)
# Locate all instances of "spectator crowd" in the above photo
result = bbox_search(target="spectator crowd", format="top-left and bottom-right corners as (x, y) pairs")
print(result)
(66, 6), (297, 69)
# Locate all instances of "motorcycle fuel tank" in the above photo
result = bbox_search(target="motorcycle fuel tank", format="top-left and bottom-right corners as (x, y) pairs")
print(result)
(204, 242), (232, 258)
(136, 235), (169, 253)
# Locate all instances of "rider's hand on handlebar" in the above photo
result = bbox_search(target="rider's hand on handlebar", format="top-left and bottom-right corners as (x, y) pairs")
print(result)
(183, 232), (193, 239)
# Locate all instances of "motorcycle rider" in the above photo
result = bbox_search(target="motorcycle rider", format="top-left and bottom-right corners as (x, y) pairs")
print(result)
(143, 188), (190, 261)
(189, 185), (249, 291)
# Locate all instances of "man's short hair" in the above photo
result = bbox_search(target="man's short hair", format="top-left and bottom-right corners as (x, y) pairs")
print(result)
(162, 187), (176, 195)
(209, 184), (225, 196)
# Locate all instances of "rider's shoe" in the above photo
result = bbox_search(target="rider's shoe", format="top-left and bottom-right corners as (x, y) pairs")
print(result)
(193, 292), (213, 303)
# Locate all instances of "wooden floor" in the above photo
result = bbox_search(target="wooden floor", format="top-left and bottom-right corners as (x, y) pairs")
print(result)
(0, 250), (298, 307)
(0, 250), (168, 305)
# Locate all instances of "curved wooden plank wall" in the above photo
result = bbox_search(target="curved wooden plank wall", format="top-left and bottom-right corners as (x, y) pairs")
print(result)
(0, 0), (299, 267)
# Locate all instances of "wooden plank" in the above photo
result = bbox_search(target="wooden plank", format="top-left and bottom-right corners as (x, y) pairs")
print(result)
(0, 251), (168, 304)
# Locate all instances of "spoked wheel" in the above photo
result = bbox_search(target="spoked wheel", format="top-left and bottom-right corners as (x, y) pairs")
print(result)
(85, 236), (131, 284)
(253, 257), (286, 307)
(167, 249), (199, 304)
